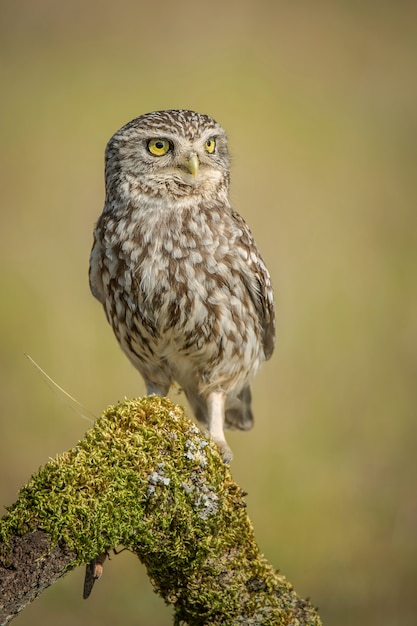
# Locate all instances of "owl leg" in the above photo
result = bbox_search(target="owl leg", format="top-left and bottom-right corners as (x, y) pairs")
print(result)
(207, 391), (233, 464)
(225, 385), (254, 431)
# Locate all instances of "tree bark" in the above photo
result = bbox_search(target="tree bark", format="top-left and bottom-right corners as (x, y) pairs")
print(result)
(0, 396), (321, 626)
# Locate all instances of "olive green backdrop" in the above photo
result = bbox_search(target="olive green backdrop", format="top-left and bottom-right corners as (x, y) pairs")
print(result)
(1, 1), (416, 624)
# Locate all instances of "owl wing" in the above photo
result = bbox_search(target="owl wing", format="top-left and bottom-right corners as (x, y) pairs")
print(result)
(232, 210), (276, 360)
(89, 226), (106, 305)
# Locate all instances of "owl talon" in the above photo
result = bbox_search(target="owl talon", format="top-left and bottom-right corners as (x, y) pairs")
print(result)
(216, 440), (233, 464)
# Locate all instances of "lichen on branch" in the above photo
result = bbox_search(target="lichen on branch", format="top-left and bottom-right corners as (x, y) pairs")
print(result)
(0, 396), (321, 625)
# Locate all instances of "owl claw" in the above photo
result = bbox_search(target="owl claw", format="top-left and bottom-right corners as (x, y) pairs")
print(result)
(215, 439), (233, 464)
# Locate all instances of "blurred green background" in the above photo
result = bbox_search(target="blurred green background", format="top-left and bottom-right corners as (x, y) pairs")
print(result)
(1, 1), (416, 624)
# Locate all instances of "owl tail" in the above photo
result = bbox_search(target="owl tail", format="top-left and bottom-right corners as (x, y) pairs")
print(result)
(225, 385), (254, 431)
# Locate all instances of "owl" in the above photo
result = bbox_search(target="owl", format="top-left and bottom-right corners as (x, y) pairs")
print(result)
(89, 109), (275, 462)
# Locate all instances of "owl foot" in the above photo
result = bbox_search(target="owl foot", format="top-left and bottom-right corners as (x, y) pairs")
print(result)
(215, 438), (233, 464)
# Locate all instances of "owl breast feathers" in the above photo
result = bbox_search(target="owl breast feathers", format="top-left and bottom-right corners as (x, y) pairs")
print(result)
(89, 109), (275, 462)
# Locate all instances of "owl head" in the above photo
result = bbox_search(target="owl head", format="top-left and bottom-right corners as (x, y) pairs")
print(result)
(104, 110), (230, 200)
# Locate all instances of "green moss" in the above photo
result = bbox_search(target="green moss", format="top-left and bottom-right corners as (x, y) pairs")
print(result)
(0, 396), (321, 625)
(1, 397), (223, 562)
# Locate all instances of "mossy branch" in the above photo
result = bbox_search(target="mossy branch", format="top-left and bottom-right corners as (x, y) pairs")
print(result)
(0, 396), (321, 625)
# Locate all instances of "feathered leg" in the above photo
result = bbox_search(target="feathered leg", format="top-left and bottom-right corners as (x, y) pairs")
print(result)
(207, 390), (233, 463)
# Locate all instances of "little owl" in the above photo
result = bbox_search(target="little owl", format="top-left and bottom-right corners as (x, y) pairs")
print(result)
(89, 109), (275, 462)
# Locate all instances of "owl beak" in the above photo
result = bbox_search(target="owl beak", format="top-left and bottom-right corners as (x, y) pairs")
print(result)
(184, 153), (199, 178)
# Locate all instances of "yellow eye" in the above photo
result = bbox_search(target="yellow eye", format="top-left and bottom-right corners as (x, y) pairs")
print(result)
(148, 138), (171, 156)
(204, 137), (216, 154)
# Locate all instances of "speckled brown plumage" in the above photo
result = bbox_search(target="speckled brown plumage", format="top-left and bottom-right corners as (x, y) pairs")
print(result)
(89, 109), (275, 462)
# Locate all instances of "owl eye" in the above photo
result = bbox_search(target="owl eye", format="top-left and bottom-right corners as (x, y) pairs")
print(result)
(148, 138), (171, 156)
(204, 137), (216, 154)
